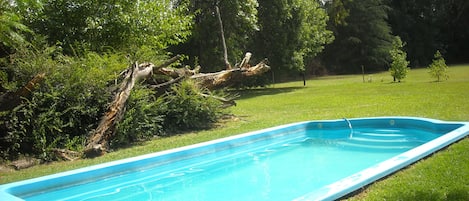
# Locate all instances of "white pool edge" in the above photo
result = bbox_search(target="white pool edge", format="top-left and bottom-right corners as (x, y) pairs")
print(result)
(294, 117), (469, 201)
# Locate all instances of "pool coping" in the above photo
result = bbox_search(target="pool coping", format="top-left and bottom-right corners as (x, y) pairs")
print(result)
(294, 117), (469, 200)
(1, 116), (468, 201)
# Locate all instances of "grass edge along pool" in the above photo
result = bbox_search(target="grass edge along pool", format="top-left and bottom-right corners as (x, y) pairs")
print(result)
(1, 117), (469, 201)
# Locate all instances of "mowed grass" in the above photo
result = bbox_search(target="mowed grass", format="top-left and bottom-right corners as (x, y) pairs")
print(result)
(1, 65), (469, 200)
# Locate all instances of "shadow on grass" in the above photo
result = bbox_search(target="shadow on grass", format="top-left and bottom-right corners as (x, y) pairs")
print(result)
(394, 188), (469, 201)
(231, 86), (304, 100)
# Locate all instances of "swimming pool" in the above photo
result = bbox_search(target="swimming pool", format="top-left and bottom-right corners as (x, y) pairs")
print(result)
(1, 117), (468, 201)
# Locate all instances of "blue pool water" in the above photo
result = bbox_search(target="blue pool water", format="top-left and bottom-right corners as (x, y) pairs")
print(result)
(1, 117), (469, 201)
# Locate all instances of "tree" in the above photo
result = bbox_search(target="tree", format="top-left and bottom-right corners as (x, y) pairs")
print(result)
(255, 0), (333, 76)
(388, 0), (469, 66)
(322, 0), (394, 73)
(23, 0), (193, 55)
(0, 1), (33, 54)
(389, 36), (409, 82)
(172, 0), (259, 72)
(428, 50), (449, 82)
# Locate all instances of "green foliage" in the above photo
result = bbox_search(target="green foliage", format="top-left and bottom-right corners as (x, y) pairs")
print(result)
(388, 0), (469, 66)
(114, 78), (228, 145)
(0, 8), (31, 50)
(326, 0), (350, 26)
(428, 50), (449, 82)
(23, 0), (193, 54)
(4, 89), (89, 161)
(256, 0), (333, 74)
(113, 85), (164, 147)
(0, 43), (128, 160)
(174, 0), (259, 72)
(1, 0), (231, 161)
(158, 79), (224, 134)
(322, 0), (393, 73)
(389, 36), (410, 82)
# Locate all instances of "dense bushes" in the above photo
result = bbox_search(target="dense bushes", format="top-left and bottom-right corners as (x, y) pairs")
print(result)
(0, 43), (227, 161)
(113, 86), (164, 147)
(113, 80), (226, 146)
(0, 43), (126, 160)
(0, 1), (230, 162)
(158, 80), (225, 133)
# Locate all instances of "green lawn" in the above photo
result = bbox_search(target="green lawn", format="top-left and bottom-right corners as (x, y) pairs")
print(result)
(1, 65), (469, 200)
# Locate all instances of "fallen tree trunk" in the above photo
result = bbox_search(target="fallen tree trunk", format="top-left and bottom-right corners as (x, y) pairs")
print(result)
(84, 55), (183, 158)
(0, 73), (45, 111)
(84, 62), (141, 158)
(191, 57), (270, 90)
(157, 53), (270, 90)
(84, 53), (269, 158)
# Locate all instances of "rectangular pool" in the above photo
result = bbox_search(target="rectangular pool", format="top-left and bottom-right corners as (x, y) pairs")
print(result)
(1, 117), (468, 200)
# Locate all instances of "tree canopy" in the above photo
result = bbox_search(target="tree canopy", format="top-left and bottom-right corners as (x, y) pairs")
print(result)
(255, 0), (333, 75)
(20, 0), (193, 55)
(322, 0), (393, 73)
(388, 0), (469, 67)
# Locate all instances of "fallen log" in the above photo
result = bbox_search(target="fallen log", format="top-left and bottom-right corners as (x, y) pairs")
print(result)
(84, 53), (269, 158)
(191, 58), (270, 90)
(52, 148), (81, 161)
(157, 53), (270, 90)
(0, 73), (45, 111)
(9, 158), (41, 170)
(84, 62), (140, 158)
(84, 56), (182, 158)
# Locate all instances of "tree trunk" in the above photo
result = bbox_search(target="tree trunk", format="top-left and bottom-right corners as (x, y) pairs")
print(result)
(84, 62), (140, 158)
(84, 56), (182, 157)
(0, 73), (45, 111)
(216, 5), (231, 70)
(192, 57), (270, 90)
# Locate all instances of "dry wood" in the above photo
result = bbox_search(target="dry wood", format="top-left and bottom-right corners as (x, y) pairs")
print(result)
(84, 56), (182, 158)
(191, 57), (270, 90)
(216, 5), (232, 70)
(52, 148), (81, 161)
(0, 73), (45, 111)
(84, 62), (140, 158)
(237, 52), (252, 68)
(10, 158), (41, 170)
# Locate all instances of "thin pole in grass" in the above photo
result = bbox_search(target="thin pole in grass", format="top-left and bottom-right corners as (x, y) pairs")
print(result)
(302, 70), (306, 86)
(362, 65), (365, 83)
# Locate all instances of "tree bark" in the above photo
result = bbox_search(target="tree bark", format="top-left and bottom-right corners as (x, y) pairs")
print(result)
(84, 56), (182, 158)
(216, 5), (231, 70)
(84, 62), (140, 158)
(0, 73), (45, 111)
(192, 57), (270, 90)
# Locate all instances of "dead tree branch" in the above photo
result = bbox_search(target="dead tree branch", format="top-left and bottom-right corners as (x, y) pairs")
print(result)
(216, 5), (231, 70)
(0, 73), (45, 111)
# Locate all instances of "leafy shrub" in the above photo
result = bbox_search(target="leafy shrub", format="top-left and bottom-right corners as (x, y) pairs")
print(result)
(113, 85), (164, 147)
(158, 79), (225, 134)
(0, 44), (128, 160)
